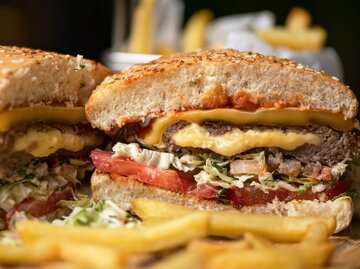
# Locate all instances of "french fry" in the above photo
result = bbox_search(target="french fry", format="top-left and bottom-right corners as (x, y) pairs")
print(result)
(40, 262), (87, 269)
(17, 212), (208, 253)
(58, 241), (123, 269)
(132, 198), (190, 220)
(275, 243), (335, 268)
(128, 0), (154, 53)
(187, 239), (248, 257)
(274, 222), (336, 267)
(297, 222), (336, 267)
(132, 199), (336, 242)
(257, 7), (326, 51)
(244, 232), (272, 249)
(182, 10), (213, 52)
(146, 250), (202, 269)
(301, 221), (330, 243)
(209, 211), (335, 242)
(286, 7), (312, 30)
(296, 243), (336, 268)
(0, 239), (123, 268)
(0, 238), (58, 265)
(206, 249), (302, 269)
(256, 26), (327, 51)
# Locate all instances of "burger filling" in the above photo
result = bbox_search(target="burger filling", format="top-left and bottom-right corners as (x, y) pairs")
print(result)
(0, 123), (104, 229)
(91, 113), (359, 208)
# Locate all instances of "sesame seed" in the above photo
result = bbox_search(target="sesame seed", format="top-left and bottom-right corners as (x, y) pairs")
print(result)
(332, 76), (339, 81)
(104, 76), (115, 84)
(0, 60), (3, 64)
(0, 49), (5, 53)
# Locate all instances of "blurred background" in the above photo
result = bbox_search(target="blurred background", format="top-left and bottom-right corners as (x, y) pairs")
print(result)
(0, 0), (359, 96)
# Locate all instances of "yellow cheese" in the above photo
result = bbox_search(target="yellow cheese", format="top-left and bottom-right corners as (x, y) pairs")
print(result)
(13, 129), (103, 157)
(143, 108), (352, 145)
(172, 123), (321, 156)
(0, 106), (86, 132)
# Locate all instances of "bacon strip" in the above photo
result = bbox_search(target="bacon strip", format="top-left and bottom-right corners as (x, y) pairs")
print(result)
(230, 159), (260, 175)
(6, 185), (73, 228)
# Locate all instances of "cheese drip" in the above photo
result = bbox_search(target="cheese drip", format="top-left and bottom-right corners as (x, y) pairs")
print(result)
(14, 129), (103, 157)
(0, 106), (86, 132)
(172, 123), (321, 156)
(143, 108), (352, 145)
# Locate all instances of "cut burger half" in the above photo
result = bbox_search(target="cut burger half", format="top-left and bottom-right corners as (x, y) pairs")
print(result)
(86, 49), (359, 232)
(0, 46), (111, 229)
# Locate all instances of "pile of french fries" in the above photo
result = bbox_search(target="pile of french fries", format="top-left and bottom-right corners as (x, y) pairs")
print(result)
(128, 0), (214, 54)
(0, 198), (337, 269)
(256, 7), (327, 51)
(128, 2), (326, 54)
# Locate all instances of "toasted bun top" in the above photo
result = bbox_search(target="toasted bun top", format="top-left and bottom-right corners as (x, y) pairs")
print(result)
(0, 46), (111, 111)
(86, 49), (358, 131)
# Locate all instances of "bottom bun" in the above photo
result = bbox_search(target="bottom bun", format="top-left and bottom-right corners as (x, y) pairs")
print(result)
(91, 170), (353, 233)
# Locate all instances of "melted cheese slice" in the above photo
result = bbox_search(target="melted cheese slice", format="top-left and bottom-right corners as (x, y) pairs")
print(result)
(143, 108), (352, 145)
(13, 129), (103, 157)
(0, 106), (86, 132)
(172, 123), (321, 156)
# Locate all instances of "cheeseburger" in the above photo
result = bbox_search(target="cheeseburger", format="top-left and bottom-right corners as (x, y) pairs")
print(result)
(86, 49), (359, 232)
(0, 46), (111, 229)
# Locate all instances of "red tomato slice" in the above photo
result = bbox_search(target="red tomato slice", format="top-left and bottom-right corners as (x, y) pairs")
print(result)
(326, 180), (352, 199)
(91, 150), (196, 193)
(188, 184), (219, 199)
(226, 186), (319, 207)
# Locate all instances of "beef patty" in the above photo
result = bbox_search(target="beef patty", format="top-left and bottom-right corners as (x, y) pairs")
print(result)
(162, 120), (360, 166)
(0, 122), (105, 178)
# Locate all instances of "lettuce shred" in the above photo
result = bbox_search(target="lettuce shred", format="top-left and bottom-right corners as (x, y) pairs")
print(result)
(53, 200), (140, 228)
(0, 160), (91, 212)
(113, 142), (203, 172)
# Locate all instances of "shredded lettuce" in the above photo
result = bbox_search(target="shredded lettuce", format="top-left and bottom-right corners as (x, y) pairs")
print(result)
(0, 160), (90, 212)
(113, 142), (174, 169)
(58, 194), (91, 209)
(287, 176), (313, 185)
(171, 155), (204, 172)
(298, 183), (313, 193)
(203, 159), (234, 183)
(311, 183), (327, 193)
(0, 177), (68, 212)
(331, 162), (348, 180)
(112, 142), (203, 172)
(232, 175), (254, 188)
(53, 200), (140, 229)
(194, 159), (253, 189)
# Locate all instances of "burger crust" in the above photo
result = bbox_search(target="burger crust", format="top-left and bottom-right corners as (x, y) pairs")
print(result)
(91, 170), (353, 233)
(86, 49), (358, 131)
